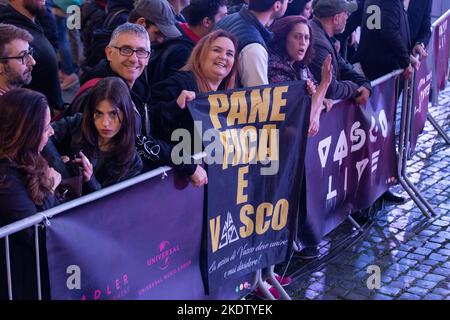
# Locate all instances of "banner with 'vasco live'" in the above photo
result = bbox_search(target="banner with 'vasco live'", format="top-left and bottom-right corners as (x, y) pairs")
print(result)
(298, 77), (399, 247)
(433, 13), (449, 91)
(188, 82), (310, 290)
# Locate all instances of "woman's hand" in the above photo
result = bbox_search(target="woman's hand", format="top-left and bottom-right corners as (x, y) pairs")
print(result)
(321, 54), (332, 86)
(48, 167), (62, 192)
(73, 151), (93, 182)
(306, 79), (316, 95)
(190, 165), (208, 187)
(177, 90), (196, 109)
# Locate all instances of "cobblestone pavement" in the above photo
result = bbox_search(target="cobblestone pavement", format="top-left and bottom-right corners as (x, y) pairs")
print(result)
(282, 85), (450, 300)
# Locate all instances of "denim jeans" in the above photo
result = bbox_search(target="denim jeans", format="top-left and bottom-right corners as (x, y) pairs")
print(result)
(55, 14), (75, 75)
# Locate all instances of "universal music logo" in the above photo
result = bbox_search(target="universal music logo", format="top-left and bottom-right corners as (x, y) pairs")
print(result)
(147, 240), (180, 270)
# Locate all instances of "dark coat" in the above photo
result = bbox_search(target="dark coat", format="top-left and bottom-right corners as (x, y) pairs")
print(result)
(352, 0), (412, 81)
(0, 160), (56, 299)
(147, 24), (196, 85)
(408, 0), (432, 47)
(0, 5), (64, 110)
(309, 18), (371, 100)
(150, 71), (199, 176)
(47, 114), (143, 193)
(151, 71), (199, 144)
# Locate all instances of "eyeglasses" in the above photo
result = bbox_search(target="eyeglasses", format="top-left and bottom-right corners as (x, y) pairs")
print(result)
(111, 46), (150, 59)
(0, 47), (34, 65)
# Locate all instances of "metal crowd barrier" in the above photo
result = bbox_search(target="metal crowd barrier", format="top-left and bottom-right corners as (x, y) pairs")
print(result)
(2, 10), (450, 300)
(429, 9), (450, 144)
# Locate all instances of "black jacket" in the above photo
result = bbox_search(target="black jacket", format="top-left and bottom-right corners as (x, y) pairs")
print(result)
(0, 5), (64, 110)
(352, 0), (412, 81)
(309, 18), (371, 100)
(147, 24), (196, 85)
(408, 0), (432, 47)
(151, 71), (199, 144)
(0, 160), (55, 299)
(47, 114), (143, 193)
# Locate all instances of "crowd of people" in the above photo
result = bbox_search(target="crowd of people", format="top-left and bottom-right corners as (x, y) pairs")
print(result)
(0, 0), (433, 299)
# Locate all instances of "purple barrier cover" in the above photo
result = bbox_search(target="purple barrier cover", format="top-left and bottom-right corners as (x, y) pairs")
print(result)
(433, 14), (450, 91)
(188, 82), (310, 291)
(411, 47), (432, 154)
(46, 171), (252, 300)
(298, 78), (399, 246)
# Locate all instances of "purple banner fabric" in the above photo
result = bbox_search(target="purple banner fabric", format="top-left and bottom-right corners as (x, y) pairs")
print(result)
(433, 15), (450, 91)
(299, 78), (399, 246)
(188, 83), (310, 291)
(411, 48), (432, 154)
(46, 171), (252, 300)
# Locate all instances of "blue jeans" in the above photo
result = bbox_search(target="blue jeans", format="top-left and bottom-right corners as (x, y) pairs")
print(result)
(55, 14), (75, 75)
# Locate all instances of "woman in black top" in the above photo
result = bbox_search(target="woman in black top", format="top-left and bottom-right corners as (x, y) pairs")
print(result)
(0, 88), (61, 299)
(48, 77), (143, 194)
(151, 30), (239, 187)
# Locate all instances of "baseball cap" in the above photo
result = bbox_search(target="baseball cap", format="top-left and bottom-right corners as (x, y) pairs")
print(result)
(134, 0), (182, 38)
(313, 0), (358, 18)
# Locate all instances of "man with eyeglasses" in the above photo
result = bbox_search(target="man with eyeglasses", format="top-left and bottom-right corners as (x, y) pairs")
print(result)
(71, 23), (203, 185)
(0, 0), (64, 111)
(0, 23), (35, 95)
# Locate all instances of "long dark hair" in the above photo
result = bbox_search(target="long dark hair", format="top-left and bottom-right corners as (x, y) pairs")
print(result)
(80, 77), (136, 180)
(269, 15), (314, 66)
(182, 30), (239, 93)
(0, 89), (53, 205)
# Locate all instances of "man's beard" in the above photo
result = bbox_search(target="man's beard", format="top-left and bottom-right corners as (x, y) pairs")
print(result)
(23, 0), (46, 17)
(4, 64), (33, 88)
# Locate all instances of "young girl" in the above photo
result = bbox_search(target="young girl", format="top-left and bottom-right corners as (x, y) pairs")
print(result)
(48, 77), (143, 194)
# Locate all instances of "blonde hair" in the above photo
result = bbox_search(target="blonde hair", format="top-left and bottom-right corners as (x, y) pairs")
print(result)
(182, 30), (239, 93)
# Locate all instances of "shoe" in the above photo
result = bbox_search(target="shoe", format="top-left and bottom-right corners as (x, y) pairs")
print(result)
(294, 246), (320, 259)
(380, 190), (406, 204)
(274, 273), (292, 286)
(60, 73), (79, 91)
(254, 281), (280, 300)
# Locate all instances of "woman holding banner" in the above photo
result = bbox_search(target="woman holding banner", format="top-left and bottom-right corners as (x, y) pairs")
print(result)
(268, 15), (332, 137)
(0, 89), (60, 299)
(46, 77), (143, 194)
(150, 30), (239, 187)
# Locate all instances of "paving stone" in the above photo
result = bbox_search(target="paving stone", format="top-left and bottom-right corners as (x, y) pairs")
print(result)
(429, 253), (448, 262)
(407, 286), (429, 296)
(399, 293), (421, 300)
(423, 293), (444, 300)
(416, 279), (438, 290)
(431, 267), (450, 277)
(424, 274), (446, 283)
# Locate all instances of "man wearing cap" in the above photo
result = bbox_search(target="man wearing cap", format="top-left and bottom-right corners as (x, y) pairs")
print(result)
(309, 0), (371, 104)
(167, 0), (190, 23)
(128, 0), (181, 46)
(147, 0), (228, 84)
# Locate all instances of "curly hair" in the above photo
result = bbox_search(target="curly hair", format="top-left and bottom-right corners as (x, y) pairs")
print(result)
(0, 89), (53, 205)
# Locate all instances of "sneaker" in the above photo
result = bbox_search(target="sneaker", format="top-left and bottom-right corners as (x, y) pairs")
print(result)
(60, 73), (79, 91)
(294, 246), (320, 259)
(274, 273), (292, 286)
(254, 281), (280, 300)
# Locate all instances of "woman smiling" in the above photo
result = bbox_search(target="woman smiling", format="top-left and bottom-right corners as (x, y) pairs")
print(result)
(151, 30), (239, 187)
